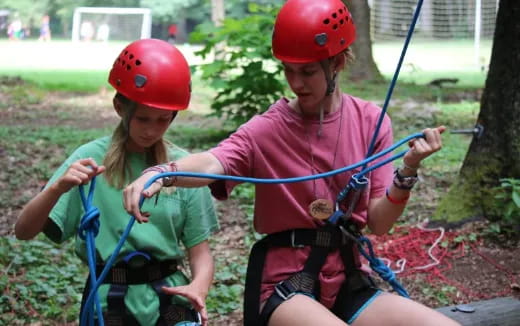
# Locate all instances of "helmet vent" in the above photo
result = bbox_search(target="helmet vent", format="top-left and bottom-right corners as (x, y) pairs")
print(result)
(129, 54), (134, 60)
(332, 13), (337, 19)
(340, 19), (344, 25)
(122, 60), (126, 66)
(323, 18), (330, 25)
(333, 24), (338, 30)
(126, 65), (131, 71)
(135, 60), (142, 66)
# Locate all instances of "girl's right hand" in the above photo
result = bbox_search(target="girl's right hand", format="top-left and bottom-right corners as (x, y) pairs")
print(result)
(55, 158), (105, 193)
(122, 171), (163, 223)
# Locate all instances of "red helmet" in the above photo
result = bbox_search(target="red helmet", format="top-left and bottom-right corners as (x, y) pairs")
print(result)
(272, 0), (356, 63)
(108, 38), (191, 111)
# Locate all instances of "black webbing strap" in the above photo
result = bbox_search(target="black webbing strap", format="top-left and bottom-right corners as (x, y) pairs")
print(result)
(96, 259), (178, 285)
(104, 283), (140, 326)
(244, 226), (343, 326)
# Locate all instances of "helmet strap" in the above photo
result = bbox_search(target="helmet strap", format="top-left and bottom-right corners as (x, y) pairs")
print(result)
(317, 59), (338, 137)
(319, 59), (337, 96)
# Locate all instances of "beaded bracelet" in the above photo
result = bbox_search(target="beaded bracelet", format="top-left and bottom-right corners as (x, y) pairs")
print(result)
(141, 162), (178, 187)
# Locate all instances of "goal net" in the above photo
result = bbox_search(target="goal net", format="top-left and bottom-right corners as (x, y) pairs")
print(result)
(368, 0), (498, 68)
(369, 0), (498, 41)
(71, 7), (152, 42)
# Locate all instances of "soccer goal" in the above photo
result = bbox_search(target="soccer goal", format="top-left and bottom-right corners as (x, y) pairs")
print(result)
(369, 0), (498, 66)
(71, 7), (152, 42)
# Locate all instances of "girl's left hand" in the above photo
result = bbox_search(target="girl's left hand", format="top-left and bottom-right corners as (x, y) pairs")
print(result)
(403, 126), (446, 168)
(162, 284), (208, 326)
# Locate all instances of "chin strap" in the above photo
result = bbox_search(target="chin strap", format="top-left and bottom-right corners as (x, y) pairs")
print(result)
(317, 59), (338, 137)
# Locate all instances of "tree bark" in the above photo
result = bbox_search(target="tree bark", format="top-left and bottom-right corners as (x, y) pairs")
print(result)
(343, 0), (383, 82)
(434, 0), (520, 222)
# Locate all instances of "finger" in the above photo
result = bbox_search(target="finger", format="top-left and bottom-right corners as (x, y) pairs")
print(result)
(126, 187), (148, 223)
(200, 307), (208, 326)
(94, 165), (106, 176)
(69, 169), (91, 183)
(143, 180), (162, 198)
(414, 138), (431, 154)
(437, 125), (447, 134)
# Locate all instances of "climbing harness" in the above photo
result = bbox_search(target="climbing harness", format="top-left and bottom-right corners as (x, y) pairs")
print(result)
(78, 132), (420, 325)
(77, 182), (200, 326)
(77, 0), (430, 324)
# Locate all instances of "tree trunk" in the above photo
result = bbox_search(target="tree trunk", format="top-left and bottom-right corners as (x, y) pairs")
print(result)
(211, 0), (225, 27)
(344, 0), (383, 82)
(434, 0), (520, 222)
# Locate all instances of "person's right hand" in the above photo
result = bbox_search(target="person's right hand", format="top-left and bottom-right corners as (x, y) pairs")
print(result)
(55, 158), (105, 194)
(122, 171), (163, 223)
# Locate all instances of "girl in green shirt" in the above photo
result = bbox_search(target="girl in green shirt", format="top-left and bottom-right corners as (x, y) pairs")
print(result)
(15, 39), (218, 326)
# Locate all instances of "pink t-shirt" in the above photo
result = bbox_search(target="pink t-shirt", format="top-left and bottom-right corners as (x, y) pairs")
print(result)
(209, 94), (394, 308)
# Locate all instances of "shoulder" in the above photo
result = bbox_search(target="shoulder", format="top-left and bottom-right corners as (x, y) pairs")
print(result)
(69, 136), (111, 160)
(167, 143), (190, 161)
(237, 98), (293, 135)
(343, 93), (392, 127)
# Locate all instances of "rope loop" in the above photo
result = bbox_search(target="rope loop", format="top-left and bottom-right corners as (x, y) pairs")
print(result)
(78, 206), (100, 240)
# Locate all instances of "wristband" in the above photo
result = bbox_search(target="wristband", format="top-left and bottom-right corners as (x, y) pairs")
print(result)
(402, 162), (419, 173)
(141, 162), (178, 187)
(386, 188), (409, 205)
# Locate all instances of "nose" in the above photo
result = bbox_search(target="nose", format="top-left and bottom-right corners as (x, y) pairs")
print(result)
(288, 74), (305, 93)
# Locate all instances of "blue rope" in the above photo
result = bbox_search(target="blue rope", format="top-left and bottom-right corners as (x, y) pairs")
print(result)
(78, 133), (422, 324)
(364, 0), (424, 162)
(357, 236), (410, 298)
(78, 179), (104, 326)
(332, 0), (425, 297)
(77, 1), (428, 315)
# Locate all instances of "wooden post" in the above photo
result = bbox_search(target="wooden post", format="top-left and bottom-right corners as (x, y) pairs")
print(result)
(436, 297), (520, 326)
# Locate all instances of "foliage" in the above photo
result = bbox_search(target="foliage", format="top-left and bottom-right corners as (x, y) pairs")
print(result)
(0, 236), (86, 325)
(190, 3), (286, 127)
(489, 178), (520, 231)
(141, 0), (200, 23)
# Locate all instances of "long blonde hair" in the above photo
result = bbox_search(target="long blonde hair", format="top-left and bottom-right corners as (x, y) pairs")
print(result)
(103, 93), (171, 189)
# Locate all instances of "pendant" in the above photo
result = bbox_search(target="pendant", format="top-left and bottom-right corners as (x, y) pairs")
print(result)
(309, 199), (334, 220)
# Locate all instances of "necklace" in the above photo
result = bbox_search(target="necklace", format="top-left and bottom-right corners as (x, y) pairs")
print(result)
(301, 99), (344, 220)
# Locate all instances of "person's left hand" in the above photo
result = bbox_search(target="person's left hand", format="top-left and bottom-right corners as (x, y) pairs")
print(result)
(162, 283), (208, 326)
(403, 126), (446, 168)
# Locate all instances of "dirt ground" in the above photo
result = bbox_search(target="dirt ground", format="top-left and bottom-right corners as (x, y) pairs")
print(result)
(1, 77), (518, 325)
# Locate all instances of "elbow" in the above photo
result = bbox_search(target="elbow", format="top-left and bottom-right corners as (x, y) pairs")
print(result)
(14, 222), (36, 240)
(367, 222), (391, 236)
(14, 225), (29, 240)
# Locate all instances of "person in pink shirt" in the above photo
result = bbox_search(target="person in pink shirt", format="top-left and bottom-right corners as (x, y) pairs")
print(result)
(123, 0), (459, 325)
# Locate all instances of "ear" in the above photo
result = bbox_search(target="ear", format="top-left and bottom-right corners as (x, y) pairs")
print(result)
(333, 53), (346, 73)
(113, 97), (124, 118)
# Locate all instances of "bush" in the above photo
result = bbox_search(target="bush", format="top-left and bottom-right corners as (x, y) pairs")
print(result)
(190, 3), (286, 128)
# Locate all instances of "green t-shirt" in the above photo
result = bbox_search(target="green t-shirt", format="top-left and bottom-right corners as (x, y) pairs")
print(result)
(43, 136), (218, 325)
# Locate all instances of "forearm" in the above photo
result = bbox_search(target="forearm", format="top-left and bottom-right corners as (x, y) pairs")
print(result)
(15, 183), (64, 240)
(187, 241), (215, 298)
(367, 166), (417, 235)
(367, 184), (410, 235)
(174, 152), (224, 187)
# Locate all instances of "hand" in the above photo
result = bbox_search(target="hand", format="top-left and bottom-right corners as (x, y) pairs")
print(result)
(55, 158), (105, 193)
(161, 283), (208, 326)
(122, 171), (163, 223)
(404, 126), (446, 168)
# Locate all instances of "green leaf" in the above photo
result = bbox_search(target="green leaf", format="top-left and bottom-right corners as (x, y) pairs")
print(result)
(512, 190), (520, 207)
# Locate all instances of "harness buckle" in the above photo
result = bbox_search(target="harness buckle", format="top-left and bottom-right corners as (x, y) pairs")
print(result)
(291, 230), (305, 248)
(274, 281), (297, 301)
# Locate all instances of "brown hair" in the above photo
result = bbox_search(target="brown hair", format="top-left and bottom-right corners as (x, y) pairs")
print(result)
(103, 93), (172, 189)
